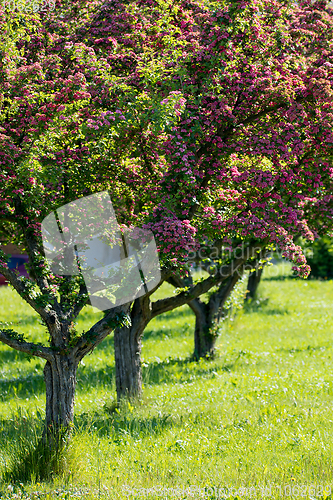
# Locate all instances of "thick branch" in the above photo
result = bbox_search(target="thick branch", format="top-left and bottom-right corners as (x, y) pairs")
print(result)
(13, 197), (52, 300)
(151, 243), (264, 318)
(167, 268), (238, 319)
(152, 270), (232, 318)
(130, 293), (152, 340)
(209, 271), (242, 323)
(167, 272), (210, 316)
(0, 215), (18, 223)
(73, 303), (131, 360)
(222, 95), (306, 138)
(71, 266), (174, 358)
(0, 330), (53, 360)
(213, 271), (241, 306)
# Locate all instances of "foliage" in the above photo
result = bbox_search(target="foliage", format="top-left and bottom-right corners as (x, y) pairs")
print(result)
(296, 235), (333, 279)
(0, 0), (333, 429)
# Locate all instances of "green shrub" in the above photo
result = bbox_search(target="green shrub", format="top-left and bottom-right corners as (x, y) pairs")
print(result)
(297, 236), (333, 279)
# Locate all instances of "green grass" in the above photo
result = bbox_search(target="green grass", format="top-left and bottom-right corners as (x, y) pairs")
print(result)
(1, 262), (333, 498)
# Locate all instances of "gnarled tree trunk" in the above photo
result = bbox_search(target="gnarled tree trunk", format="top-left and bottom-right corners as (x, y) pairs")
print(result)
(114, 323), (143, 400)
(114, 296), (151, 400)
(190, 272), (242, 359)
(8, 353), (80, 482)
(190, 300), (212, 358)
(43, 354), (78, 437)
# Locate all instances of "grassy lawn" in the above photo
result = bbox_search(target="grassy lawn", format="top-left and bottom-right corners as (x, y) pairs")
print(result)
(1, 262), (333, 499)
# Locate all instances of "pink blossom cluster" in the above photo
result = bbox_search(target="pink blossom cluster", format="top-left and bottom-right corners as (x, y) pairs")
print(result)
(0, 0), (333, 285)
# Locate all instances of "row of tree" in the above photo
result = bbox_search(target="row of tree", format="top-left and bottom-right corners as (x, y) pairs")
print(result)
(0, 0), (332, 454)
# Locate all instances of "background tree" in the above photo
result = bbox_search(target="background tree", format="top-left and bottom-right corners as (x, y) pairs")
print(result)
(245, 267), (265, 301)
(91, 0), (333, 398)
(168, 270), (243, 360)
(112, 239), (264, 398)
(166, 241), (271, 359)
(244, 254), (268, 302)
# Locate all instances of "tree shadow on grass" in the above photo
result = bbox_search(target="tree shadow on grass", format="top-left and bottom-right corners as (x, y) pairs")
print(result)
(76, 364), (115, 390)
(10, 316), (41, 326)
(262, 308), (289, 316)
(143, 322), (192, 340)
(143, 328), (172, 340)
(0, 373), (45, 401)
(0, 412), (43, 446)
(152, 307), (193, 321)
(277, 344), (330, 354)
(244, 298), (289, 316)
(76, 352), (242, 392)
(74, 410), (175, 440)
(141, 355), (240, 387)
(0, 413), (70, 484)
(0, 348), (31, 364)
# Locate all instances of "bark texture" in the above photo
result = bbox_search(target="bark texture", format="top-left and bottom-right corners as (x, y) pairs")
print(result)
(114, 296), (151, 399)
(44, 354), (78, 436)
(3, 354), (78, 483)
(190, 300), (212, 359)
(114, 324), (143, 399)
(190, 273), (242, 359)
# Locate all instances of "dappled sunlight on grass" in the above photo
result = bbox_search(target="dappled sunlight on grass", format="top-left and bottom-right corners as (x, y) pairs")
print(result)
(1, 262), (333, 497)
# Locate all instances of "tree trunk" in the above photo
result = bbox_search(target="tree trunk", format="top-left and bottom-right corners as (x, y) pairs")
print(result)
(43, 354), (78, 441)
(7, 354), (79, 482)
(190, 273), (242, 360)
(245, 265), (264, 301)
(114, 297), (151, 400)
(114, 323), (143, 400)
(191, 300), (215, 359)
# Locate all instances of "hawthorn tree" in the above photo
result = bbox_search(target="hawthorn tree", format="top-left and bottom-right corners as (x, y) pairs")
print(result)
(82, 0), (333, 398)
(0, 3), (144, 446)
(0, 0), (333, 449)
(0, 1), (266, 443)
(167, 268), (244, 360)
(166, 242), (271, 359)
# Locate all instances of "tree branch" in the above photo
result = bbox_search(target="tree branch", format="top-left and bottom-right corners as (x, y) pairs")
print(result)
(0, 330), (53, 360)
(13, 197), (52, 301)
(0, 214), (18, 223)
(70, 282), (89, 320)
(71, 266), (173, 359)
(73, 303), (131, 360)
(167, 271), (209, 316)
(226, 95), (306, 137)
(151, 242), (265, 318)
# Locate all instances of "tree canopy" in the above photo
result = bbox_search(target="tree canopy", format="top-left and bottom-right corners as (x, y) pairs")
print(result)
(0, 0), (332, 430)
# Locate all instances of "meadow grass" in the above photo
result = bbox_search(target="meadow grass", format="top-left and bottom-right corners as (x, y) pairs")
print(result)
(1, 262), (333, 498)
